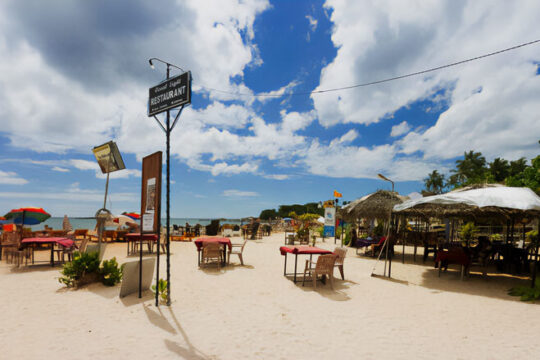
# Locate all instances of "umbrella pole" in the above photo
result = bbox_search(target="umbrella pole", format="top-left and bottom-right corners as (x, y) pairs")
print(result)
(531, 217), (539, 288)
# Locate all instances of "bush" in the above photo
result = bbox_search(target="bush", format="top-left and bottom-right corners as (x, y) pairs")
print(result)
(508, 279), (540, 301)
(59, 252), (124, 288)
(99, 258), (124, 286)
(152, 279), (168, 303)
(59, 251), (100, 287)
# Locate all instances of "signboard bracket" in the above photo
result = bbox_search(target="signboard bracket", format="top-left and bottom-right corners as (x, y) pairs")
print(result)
(170, 105), (184, 132)
(153, 116), (167, 133)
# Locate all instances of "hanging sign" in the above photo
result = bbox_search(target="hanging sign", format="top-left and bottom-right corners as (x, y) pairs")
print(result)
(92, 141), (126, 174)
(323, 207), (336, 237)
(148, 71), (191, 116)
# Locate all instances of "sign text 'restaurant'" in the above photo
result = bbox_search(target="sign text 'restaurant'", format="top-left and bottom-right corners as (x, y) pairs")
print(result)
(148, 72), (191, 116)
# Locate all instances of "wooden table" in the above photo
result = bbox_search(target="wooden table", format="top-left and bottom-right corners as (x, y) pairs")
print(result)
(279, 245), (333, 283)
(21, 237), (75, 266)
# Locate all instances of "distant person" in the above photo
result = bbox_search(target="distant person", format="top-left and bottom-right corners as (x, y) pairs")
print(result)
(126, 221), (139, 233)
(351, 228), (358, 247)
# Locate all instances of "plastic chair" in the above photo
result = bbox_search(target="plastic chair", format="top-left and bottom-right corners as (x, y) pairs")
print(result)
(201, 242), (223, 269)
(228, 240), (247, 265)
(333, 247), (347, 280)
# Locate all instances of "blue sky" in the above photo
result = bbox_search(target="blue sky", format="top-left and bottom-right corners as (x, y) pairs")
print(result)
(0, 0), (539, 218)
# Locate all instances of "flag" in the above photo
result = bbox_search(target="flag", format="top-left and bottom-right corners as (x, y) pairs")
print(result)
(333, 190), (342, 198)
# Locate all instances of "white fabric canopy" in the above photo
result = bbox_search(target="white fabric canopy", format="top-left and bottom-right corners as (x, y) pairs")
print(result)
(394, 186), (540, 213)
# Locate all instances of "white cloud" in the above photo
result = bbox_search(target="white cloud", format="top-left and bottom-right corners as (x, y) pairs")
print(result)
(0, 170), (28, 185)
(306, 15), (318, 32)
(222, 189), (259, 197)
(390, 121), (411, 137)
(314, 0), (540, 163)
(263, 174), (290, 180)
(52, 166), (69, 173)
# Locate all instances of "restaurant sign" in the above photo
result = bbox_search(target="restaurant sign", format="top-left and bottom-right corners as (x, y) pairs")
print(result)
(148, 71), (191, 116)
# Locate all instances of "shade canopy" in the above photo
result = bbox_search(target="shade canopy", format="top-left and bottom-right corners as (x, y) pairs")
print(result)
(4, 207), (51, 225)
(393, 186), (540, 218)
(341, 190), (409, 221)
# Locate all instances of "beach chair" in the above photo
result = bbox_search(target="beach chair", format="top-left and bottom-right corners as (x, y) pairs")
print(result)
(333, 247), (347, 280)
(201, 242), (223, 269)
(222, 228), (233, 237)
(73, 229), (88, 240)
(302, 254), (337, 290)
(228, 239), (247, 265)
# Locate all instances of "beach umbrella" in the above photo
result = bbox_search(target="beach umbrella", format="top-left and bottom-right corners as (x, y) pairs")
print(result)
(4, 207), (51, 225)
(105, 214), (135, 228)
(122, 212), (140, 220)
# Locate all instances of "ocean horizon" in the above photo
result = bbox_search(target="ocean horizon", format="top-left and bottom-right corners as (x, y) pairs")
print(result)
(30, 217), (245, 230)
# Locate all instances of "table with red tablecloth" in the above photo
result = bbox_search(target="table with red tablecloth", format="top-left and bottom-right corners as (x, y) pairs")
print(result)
(125, 233), (158, 255)
(279, 245), (334, 283)
(21, 237), (76, 266)
(435, 248), (471, 278)
(194, 237), (232, 266)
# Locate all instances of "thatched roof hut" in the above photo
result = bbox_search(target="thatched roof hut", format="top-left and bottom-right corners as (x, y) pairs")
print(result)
(341, 190), (409, 221)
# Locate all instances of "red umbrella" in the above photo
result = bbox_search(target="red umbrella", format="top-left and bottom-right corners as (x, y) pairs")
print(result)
(122, 212), (140, 220)
(4, 207), (51, 225)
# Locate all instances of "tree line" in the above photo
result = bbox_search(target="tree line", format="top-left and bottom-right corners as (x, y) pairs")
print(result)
(423, 148), (540, 195)
(259, 202), (324, 220)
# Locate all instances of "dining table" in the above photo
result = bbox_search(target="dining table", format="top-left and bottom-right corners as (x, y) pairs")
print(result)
(21, 237), (75, 266)
(279, 245), (334, 283)
(194, 237), (232, 266)
(125, 233), (158, 255)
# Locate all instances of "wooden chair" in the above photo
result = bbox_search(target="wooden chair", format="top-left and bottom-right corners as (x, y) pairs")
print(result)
(228, 240), (247, 265)
(302, 254), (337, 289)
(333, 247), (347, 280)
(73, 229), (88, 240)
(103, 230), (117, 242)
(201, 242), (222, 269)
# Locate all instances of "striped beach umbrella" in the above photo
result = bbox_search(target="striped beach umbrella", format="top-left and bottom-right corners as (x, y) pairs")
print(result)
(4, 207), (51, 225)
(122, 212), (140, 220)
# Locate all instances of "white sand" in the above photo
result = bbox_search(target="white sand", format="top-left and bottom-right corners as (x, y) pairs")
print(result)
(1, 233), (540, 359)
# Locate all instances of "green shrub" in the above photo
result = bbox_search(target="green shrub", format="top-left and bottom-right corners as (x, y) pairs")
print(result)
(99, 257), (124, 286)
(460, 222), (478, 244)
(59, 252), (124, 287)
(59, 251), (100, 287)
(526, 230), (538, 241)
(152, 279), (168, 302)
(508, 279), (540, 301)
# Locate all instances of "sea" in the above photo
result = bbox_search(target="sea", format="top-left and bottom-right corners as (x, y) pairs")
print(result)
(30, 217), (244, 231)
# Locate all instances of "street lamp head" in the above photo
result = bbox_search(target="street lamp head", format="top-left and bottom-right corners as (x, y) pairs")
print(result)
(148, 59), (155, 69)
(377, 173), (390, 182)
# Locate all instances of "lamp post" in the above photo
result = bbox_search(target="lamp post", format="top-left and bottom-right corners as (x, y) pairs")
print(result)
(377, 173), (394, 192)
(148, 57), (185, 306)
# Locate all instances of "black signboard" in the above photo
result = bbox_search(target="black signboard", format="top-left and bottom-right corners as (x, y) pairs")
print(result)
(148, 71), (191, 116)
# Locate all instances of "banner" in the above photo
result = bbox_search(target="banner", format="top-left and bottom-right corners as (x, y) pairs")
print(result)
(141, 152), (162, 234)
(324, 207), (335, 237)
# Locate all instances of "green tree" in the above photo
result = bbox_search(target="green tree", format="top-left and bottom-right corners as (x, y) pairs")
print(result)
(509, 157), (527, 177)
(448, 150), (488, 188)
(423, 170), (445, 194)
(506, 155), (540, 194)
(488, 157), (510, 182)
(259, 209), (277, 220)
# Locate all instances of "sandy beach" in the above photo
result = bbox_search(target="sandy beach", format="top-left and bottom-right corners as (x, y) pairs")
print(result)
(1, 232), (540, 360)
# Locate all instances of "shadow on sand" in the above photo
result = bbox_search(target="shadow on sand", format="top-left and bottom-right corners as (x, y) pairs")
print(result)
(142, 303), (215, 359)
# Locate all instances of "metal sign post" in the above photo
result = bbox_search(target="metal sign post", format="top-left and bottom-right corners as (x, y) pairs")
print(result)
(147, 58), (191, 306)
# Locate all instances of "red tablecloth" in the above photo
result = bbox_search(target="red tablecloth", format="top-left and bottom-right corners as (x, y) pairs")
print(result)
(21, 237), (75, 248)
(435, 248), (470, 267)
(194, 237), (232, 251)
(125, 233), (158, 241)
(280, 246), (333, 256)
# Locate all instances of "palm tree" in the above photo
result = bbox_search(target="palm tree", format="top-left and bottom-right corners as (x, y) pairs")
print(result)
(489, 157), (510, 182)
(449, 150), (487, 187)
(423, 170), (445, 194)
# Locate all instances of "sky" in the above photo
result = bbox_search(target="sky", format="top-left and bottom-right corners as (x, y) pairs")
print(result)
(0, 0), (539, 218)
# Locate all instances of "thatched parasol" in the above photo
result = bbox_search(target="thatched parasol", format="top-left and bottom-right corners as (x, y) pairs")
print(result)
(393, 185), (540, 219)
(341, 190), (409, 221)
